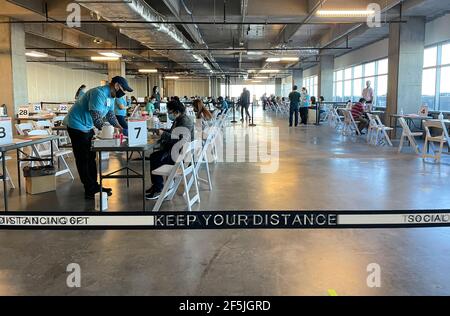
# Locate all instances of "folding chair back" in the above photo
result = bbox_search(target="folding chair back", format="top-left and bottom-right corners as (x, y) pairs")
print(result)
(16, 123), (34, 135)
(422, 120), (447, 162)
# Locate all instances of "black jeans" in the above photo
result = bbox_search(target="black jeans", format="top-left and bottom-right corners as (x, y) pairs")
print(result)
(150, 150), (175, 191)
(241, 104), (251, 120)
(299, 107), (309, 125)
(289, 107), (299, 126)
(67, 127), (99, 194)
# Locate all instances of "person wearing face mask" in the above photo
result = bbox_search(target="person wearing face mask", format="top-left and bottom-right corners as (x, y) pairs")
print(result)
(64, 76), (133, 200)
(75, 84), (86, 100)
(151, 86), (161, 111)
(146, 100), (194, 200)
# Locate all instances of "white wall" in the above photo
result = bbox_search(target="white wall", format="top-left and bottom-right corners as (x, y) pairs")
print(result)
(334, 38), (389, 70)
(27, 63), (107, 103)
(303, 65), (319, 77)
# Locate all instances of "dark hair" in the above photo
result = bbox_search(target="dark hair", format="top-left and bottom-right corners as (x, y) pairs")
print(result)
(319, 96), (325, 102)
(75, 85), (86, 99)
(218, 96), (224, 101)
(293, 85), (298, 91)
(311, 96), (316, 104)
(359, 98), (366, 103)
(152, 86), (159, 94)
(167, 100), (186, 114)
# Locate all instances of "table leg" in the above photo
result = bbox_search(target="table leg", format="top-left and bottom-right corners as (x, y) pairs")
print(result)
(2, 153), (8, 211)
(50, 140), (54, 167)
(126, 151), (130, 188)
(16, 149), (21, 192)
(98, 151), (103, 212)
(142, 150), (146, 211)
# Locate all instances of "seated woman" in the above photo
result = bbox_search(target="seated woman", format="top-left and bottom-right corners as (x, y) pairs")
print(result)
(216, 96), (229, 116)
(146, 100), (194, 200)
(193, 99), (213, 121)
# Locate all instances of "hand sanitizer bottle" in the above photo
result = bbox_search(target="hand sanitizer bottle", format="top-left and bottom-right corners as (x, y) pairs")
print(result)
(400, 108), (404, 115)
(438, 112), (444, 120)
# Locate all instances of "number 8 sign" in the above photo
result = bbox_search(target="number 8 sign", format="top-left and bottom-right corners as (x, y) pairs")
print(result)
(128, 119), (147, 146)
(0, 118), (13, 146)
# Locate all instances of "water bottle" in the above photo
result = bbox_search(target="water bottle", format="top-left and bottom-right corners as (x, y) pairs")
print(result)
(400, 108), (404, 115)
(438, 112), (444, 120)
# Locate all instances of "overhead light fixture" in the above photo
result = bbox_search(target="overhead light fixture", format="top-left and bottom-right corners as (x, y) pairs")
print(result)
(165, 76), (179, 80)
(138, 69), (158, 73)
(25, 51), (48, 58)
(254, 76), (269, 79)
(252, 80), (262, 83)
(99, 51), (122, 58)
(266, 57), (299, 62)
(260, 69), (280, 73)
(247, 51), (263, 55)
(91, 56), (120, 61)
(316, 9), (376, 17)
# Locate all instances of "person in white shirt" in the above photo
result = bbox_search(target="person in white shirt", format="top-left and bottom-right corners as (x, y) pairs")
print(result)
(362, 81), (374, 111)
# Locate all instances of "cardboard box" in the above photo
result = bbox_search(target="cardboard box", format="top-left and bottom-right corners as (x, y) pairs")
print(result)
(26, 175), (56, 195)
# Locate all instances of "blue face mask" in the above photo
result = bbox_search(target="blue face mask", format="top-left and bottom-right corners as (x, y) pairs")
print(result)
(168, 113), (176, 121)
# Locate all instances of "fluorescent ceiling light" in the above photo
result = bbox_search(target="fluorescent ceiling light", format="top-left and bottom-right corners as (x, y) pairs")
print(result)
(252, 80), (262, 83)
(25, 51), (48, 58)
(247, 51), (263, 55)
(254, 76), (269, 79)
(165, 76), (179, 80)
(316, 9), (375, 17)
(99, 51), (122, 58)
(138, 69), (158, 73)
(260, 69), (280, 73)
(266, 57), (299, 62)
(91, 56), (120, 61)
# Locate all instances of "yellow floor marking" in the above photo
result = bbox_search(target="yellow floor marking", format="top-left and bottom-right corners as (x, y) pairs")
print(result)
(328, 289), (338, 296)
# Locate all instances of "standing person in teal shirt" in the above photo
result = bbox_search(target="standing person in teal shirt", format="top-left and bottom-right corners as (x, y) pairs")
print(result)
(288, 85), (301, 127)
(146, 97), (156, 115)
(115, 96), (128, 136)
(300, 87), (310, 125)
(64, 76), (133, 199)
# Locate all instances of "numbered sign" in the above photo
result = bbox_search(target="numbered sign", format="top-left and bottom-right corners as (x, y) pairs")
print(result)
(32, 103), (42, 113)
(18, 107), (29, 118)
(128, 119), (147, 146)
(59, 104), (69, 112)
(0, 118), (13, 146)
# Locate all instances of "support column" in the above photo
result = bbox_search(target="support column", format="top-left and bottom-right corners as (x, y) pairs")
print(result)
(0, 18), (28, 115)
(387, 16), (426, 121)
(318, 55), (334, 101)
(107, 60), (126, 80)
(292, 69), (303, 89)
(275, 78), (282, 96)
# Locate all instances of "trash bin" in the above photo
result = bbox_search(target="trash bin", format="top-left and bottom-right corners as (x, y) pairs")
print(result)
(23, 165), (56, 195)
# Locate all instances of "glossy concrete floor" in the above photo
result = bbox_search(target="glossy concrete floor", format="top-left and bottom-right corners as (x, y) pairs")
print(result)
(1, 108), (450, 295)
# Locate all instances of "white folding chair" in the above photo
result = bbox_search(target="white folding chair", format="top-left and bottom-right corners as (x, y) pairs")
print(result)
(34, 120), (53, 130)
(398, 117), (422, 154)
(374, 115), (393, 146)
(422, 120), (448, 162)
(366, 113), (379, 145)
(152, 141), (200, 212)
(342, 109), (360, 136)
(15, 123), (34, 135)
(27, 129), (74, 180)
(0, 154), (15, 189)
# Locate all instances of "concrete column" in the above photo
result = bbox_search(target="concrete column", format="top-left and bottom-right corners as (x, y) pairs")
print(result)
(292, 69), (303, 88)
(387, 17), (425, 121)
(275, 78), (282, 96)
(0, 18), (28, 115)
(107, 60), (126, 80)
(318, 55), (334, 101)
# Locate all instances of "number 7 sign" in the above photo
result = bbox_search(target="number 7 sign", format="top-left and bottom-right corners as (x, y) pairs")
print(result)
(128, 119), (147, 146)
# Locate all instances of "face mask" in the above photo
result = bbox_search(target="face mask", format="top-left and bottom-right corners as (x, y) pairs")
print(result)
(115, 89), (125, 99)
(168, 113), (176, 121)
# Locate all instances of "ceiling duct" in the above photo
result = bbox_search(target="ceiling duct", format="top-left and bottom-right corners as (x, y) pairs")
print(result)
(77, 0), (210, 73)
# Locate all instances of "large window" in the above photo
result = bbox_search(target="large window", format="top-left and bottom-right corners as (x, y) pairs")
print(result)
(422, 42), (450, 111)
(220, 84), (275, 99)
(333, 58), (389, 107)
(302, 75), (318, 98)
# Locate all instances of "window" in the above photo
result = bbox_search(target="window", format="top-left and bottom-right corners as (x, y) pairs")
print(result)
(333, 58), (388, 106)
(421, 41), (450, 111)
(302, 75), (318, 98)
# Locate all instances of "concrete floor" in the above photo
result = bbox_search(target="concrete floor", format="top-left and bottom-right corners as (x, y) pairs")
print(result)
(1, 108), (450, 295)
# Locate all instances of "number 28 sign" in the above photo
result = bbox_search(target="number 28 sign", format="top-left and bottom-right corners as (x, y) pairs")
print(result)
(128, 119), (147, 146)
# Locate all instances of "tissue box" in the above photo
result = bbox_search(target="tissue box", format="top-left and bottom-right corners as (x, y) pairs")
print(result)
(26, 175), (56, 195)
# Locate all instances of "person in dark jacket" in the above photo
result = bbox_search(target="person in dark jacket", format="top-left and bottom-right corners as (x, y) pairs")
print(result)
(288, 85), (301, 127)
(151, 86), (161, 111)
(240, 87), (251, 122)
(146, 100), (194, 200)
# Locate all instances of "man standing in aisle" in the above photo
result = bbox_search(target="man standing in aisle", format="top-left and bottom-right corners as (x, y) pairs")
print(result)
(362, 80), (374, 111)
(288, 85), (301, 127)
(299, 87), (310, 125)
(240, 87), (251, 122)
(64, 76), (133, 199)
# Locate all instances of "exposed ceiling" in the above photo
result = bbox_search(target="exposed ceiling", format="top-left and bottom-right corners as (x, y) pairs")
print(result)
(1, 0), (449, 79)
